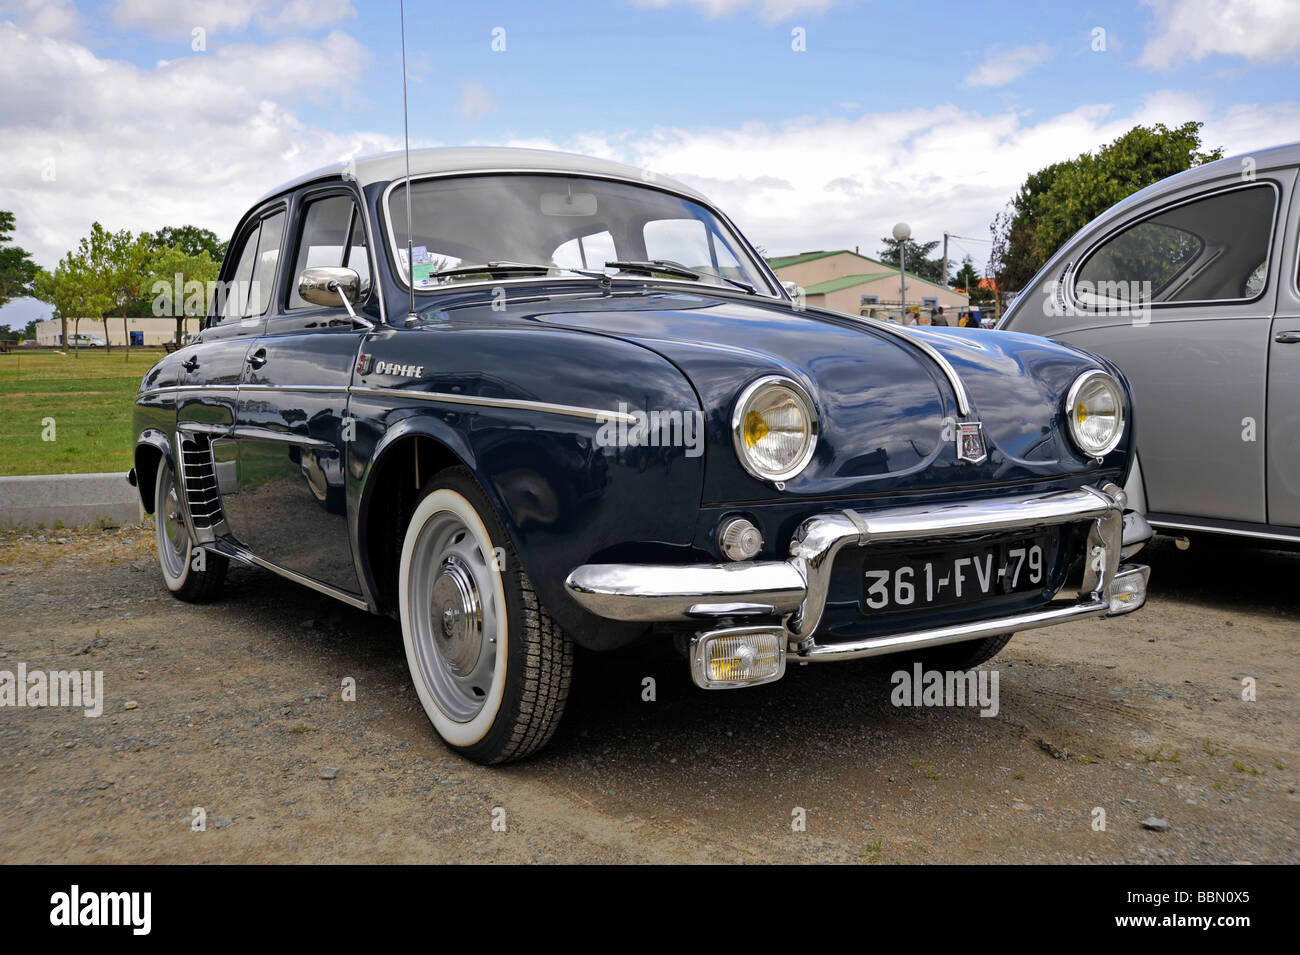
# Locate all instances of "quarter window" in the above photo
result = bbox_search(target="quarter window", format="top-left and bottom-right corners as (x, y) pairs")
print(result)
(1073, 184), (1275, 307)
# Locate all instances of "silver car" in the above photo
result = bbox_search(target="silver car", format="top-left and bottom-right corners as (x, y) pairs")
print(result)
(1001, 141), (1300, 545)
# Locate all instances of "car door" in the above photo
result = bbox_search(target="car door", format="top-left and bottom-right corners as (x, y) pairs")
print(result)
(1267, 167), (1300, 528)
(173, 205), (280, 545)
(1057, 174), (1290, 524)
(233, 187), (373, 596)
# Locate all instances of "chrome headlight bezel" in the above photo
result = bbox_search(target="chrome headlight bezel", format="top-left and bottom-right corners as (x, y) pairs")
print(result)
(731, 375), (819, 483)
(1065, 369), (1126, 458)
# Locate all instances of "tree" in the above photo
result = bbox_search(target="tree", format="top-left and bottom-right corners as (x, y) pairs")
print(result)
(876, 236), (943, 283)
(32, 252), (112, 354)
(150, 245), (220, 344)
(0, 211), (39, 309)
(78, 223), (154, 355)
(951, 255), (994, 304)
(150, 225), (226, 262)
(990, 122), (1222, 295)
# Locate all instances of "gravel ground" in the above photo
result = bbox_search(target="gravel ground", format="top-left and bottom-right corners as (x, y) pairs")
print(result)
(0, 524), (1296, 864)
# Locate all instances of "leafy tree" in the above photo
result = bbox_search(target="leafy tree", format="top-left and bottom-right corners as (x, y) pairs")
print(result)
(150, 245), (219, 344)
(990, 122), (1222, 294)
(0, 211), (39, 309)
(951, 255), (996, 305)
(32, 252), (112, 355)
(77, 223), (154, 355)
(877, 236), (943, 283)
(150, 224), (226, 262)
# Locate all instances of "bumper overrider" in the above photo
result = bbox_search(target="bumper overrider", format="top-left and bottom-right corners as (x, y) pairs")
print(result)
(565, 483), (1152, 689)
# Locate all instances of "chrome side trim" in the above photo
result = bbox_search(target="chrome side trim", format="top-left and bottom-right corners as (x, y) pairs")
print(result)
(230, 425), (336, 450)
(1148, 518), (1300, 545)
(349, 384), (637, 424)
(238, 384), (350, 395)
(206, 541), (369, 611)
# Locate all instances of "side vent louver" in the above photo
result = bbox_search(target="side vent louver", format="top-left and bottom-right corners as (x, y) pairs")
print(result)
(181, 436), (225, 529)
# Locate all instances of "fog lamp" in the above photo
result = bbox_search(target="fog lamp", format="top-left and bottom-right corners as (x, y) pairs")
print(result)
(1106, 564), (1150, 615)
(690, 626), (786, 689)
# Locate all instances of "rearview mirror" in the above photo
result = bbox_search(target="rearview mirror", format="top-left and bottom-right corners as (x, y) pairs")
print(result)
(298, 266), (361, 307)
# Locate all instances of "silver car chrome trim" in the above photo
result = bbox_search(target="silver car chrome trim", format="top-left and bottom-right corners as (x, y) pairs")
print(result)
(565, 484), (1141, 651)
(230, 425), (336, 450)
(564, 561), (806, 622)
(790, 596), (1108, 663)
(349, 385), (637, 424)
(1149, 518), (1300, 544)
(205, 542), (369, 611)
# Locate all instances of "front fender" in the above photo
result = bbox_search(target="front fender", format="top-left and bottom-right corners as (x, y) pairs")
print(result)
(133, 428), (176, 513)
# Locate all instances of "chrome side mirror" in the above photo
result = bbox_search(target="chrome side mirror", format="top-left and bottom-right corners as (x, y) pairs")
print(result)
(297, 267), (372, 329)
(781, 280), (800, 299)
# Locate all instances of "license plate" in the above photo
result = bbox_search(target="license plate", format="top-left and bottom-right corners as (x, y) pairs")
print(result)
(862, 536), (1049, 611)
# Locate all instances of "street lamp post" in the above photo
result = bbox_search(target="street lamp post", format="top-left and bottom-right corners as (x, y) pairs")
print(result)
(892, 221), (911, 323)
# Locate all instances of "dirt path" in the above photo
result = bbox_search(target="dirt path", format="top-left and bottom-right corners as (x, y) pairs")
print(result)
(1, 526), (1295, 863)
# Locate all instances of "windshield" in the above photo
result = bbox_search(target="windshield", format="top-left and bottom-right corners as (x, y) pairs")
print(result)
(386, 173), (775, 295)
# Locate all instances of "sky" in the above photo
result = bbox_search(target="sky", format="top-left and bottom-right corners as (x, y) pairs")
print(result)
(2, 0), (1300, 327)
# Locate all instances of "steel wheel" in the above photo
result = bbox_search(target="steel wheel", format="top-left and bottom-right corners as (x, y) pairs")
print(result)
(155, 459), (190, 582)
(407, 507), (502, 724)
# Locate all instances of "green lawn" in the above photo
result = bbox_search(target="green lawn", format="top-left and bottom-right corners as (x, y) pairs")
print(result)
(0, 349), (167, 476)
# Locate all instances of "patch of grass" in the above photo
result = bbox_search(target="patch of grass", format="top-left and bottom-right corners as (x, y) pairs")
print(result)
(858, 840), (884, 860)
(1137, 746), (1181, 764)
(1273, 757), (1287, 770)
(1013, 772), (1025, 780)
(287, 724), (317, 735)
(0, 349), (166, 476)
(908, 758), (939, 780)
(1232, 759), (1262, 776)
(1203, 738), (1224, 757)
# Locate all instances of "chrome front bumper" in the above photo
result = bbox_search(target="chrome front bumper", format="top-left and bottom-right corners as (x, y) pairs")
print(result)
(564, 483), (1152, 666)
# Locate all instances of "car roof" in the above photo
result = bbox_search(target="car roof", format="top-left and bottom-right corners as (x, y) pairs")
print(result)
(1076, 140), (1300, 235)
(254, 147), (710, 205)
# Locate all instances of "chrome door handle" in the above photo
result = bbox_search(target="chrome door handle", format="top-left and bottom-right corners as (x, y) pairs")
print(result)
(246, 348), (268, 369)
(1275, 331), (1300, 344)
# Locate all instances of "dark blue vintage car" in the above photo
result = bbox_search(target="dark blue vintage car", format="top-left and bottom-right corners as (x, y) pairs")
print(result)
(130, 147), (1152, 763)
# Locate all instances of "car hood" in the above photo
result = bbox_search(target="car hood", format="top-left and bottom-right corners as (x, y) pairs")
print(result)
(437, 288), (1121, 503)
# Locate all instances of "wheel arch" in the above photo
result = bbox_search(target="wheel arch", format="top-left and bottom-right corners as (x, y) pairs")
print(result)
(133, 430), (175, 514)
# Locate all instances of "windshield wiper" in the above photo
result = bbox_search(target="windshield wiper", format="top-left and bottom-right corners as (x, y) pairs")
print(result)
(605, 259), (757, 294)
(431, 261), (606, 281)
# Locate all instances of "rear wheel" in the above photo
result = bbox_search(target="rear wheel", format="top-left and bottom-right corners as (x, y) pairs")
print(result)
(398, 467), (574, 764)
(898, 632), (1014, 672)
(153, 456), (227, 602)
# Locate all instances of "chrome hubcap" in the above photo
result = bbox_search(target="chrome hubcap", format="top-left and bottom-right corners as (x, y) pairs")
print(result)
(432, 555), (482, 676)
(409, 510), (500, 722)
(156, 464), (188, 579)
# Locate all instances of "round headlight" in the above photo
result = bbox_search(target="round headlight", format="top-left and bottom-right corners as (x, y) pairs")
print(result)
(1065, 370), (1125, 457)
(732, 376), (818, 482)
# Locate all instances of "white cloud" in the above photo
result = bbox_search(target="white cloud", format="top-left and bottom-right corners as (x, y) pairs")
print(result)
(1140, 0), (1300, 68)
(0, 22), (396, 267)
(0, 0), (80, 37)
(111, 0), (356, 37)
(964, 43), (1050, 87)
(501, 93), (1300, 269)
(456, 82), (496, 124)
(634, 0), (839, 22)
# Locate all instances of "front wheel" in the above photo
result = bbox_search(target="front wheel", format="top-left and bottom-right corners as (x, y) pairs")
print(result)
(398, 467), (574, 764)
(153, 456), (227, 602)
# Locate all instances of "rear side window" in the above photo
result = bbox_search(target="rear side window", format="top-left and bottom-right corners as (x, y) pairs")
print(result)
(1073, 183), (1276, 308)
(288, 195), (370, 309)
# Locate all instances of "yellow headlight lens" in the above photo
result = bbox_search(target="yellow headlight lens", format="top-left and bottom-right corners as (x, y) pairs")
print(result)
(732, 377), (817, 481)
(1066, 371), (1124, 457)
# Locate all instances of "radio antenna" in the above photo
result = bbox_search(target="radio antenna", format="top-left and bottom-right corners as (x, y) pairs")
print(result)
(400, 0), (417, 324)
